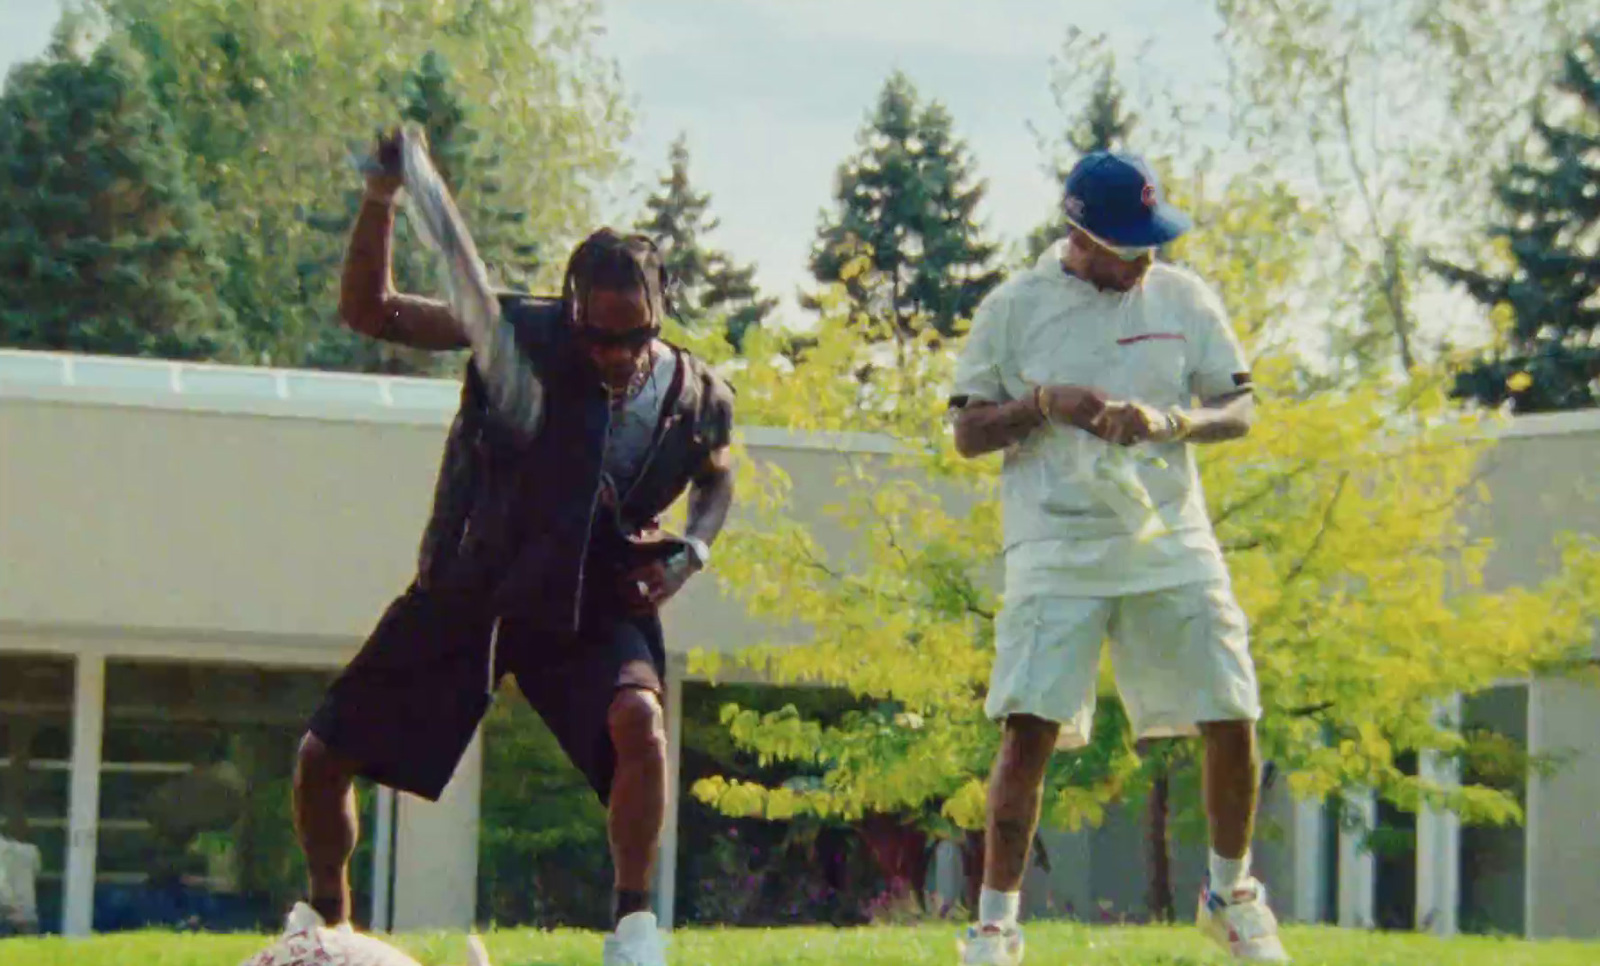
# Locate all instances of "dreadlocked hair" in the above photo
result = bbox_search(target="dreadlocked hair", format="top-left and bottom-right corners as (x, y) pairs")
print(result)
(560, 228), (672, 326)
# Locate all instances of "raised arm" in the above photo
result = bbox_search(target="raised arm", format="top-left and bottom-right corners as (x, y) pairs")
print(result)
(337, 130), (469, 351)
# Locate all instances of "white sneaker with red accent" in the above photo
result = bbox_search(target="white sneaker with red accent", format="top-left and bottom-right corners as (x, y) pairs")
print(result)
(1197, 875), (1290, 962)
(957, 922), (1024, 966)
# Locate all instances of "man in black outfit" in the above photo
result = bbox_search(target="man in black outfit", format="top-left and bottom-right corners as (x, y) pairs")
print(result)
(292, 128), (735, 966)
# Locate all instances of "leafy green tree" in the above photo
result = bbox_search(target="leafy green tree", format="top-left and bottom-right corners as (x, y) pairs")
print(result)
(0, 22), (240, 360)
(1431, 27), (1600, 413)
(809, 71), (1002, 343)
(637, 135), (776, 350)
(1214, 0), (1593, 383)
(93, 0), (629, 371)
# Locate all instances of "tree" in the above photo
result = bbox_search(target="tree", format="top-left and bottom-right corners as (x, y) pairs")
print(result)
(1214, 0), (1593, 384)
(1025, 32), (1139, 261)
(809, 71), (1002, 343)
(1430, 27), (1600, 414)
(636, 135), (776, 350)
(702, 253), (779, 353)
(688, 169), (1600, 920)
(0, 21), (241, 360)
(91, 0), (630, 371)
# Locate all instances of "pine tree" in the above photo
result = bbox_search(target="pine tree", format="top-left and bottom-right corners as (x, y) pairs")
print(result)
(809, 71), (1002, 342)
(635, 135), (775, 350)
(638, 136), (715, 294)
(1432, 27), (1600, 413)
(701, 251), (778, 351)
(1025, 62), (1138, 260)
(0, 24), (240, 360)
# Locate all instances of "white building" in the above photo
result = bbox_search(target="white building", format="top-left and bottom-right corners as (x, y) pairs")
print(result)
(1, 349), (1596, 940)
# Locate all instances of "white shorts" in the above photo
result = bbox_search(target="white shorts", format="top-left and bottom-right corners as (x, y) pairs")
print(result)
(985, 580), (1261, 749)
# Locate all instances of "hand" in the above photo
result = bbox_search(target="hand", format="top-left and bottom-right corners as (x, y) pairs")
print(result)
(363, 126), (406, 202)
(1091, 401), (1177, 446)
(1039, 384), (1108, 430)
(621, 552), (698, 615)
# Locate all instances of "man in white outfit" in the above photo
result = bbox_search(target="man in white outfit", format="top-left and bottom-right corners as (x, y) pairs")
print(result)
(948, 151), (1288, 963)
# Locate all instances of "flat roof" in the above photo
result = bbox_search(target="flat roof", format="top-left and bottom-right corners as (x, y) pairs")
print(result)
(0, 348), (903, 454)
(2, 347), (1595, 444)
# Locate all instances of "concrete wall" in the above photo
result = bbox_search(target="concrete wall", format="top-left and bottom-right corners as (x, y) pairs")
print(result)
(1470, 422), (1600, 940)
(0, 395), (865, 657)
(1525, 678), (1600, 940)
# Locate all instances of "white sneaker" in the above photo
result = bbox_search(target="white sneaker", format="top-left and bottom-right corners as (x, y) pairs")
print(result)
(1197, 875), (1290, 962)
(602, 911), (666, 966)
(957, 922), (1024, 966)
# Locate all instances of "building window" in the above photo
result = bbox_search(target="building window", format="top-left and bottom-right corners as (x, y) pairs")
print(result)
(95, 658), (373, 933)
(1459, 684), (1529, 937)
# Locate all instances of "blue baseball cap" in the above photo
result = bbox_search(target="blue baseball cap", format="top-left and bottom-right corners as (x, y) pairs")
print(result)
(1062, 151), (1192, 248)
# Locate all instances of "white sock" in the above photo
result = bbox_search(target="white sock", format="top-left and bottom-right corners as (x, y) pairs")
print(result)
(1209, 849), (1251, 892)
(978, 887), (1021, 927)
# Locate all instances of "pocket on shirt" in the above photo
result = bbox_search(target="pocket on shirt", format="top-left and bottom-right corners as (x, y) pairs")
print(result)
(1115, 334), (1187, 404)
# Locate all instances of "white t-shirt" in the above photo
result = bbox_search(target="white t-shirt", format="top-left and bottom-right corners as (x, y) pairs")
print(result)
(950, 241), (1251, 598)
(602, 345), (679, 495)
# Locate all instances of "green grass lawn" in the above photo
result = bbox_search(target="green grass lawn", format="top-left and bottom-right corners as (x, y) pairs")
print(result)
(3, 922), (1595, 966)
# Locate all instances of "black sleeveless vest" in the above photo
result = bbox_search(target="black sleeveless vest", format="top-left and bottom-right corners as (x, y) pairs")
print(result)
(412, 294), (735, 626)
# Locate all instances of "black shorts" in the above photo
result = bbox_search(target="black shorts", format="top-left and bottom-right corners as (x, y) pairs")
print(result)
(307, 584), (665, 803)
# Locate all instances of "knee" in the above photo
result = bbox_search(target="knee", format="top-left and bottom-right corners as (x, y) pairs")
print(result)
(607, 689), (666, 759)
(1200, 719), (1256, 753)
(1001, 714), (1059, 767)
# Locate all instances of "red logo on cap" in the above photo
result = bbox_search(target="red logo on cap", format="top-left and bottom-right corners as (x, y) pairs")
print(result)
(1064, 195), (1085, 220)
(1141, 183), (1157, 207)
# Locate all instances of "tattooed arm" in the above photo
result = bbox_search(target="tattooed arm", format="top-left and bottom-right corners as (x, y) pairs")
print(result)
(341, 127), (543, 434)
(628, 447), (736, 613)
(337, 135), (468, 351)
(951, 385), (1109, 457)
(684, 446), (735, 551)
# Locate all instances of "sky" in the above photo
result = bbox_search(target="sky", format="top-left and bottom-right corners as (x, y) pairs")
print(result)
(0, 1), (60, 73)
(590, 0), (1234, 319)
(0, 0), (1234, 324)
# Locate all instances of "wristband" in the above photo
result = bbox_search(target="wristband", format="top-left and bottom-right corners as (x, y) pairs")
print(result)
(682, 535), (711, 571)
(1034, 385), (1051, 423)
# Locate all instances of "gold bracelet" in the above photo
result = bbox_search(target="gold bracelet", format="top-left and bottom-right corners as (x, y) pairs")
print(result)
(1034, 385), (1051, 423)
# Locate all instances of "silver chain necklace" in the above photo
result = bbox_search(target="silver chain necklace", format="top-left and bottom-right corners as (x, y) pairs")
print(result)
(608, 344), (657, 409)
